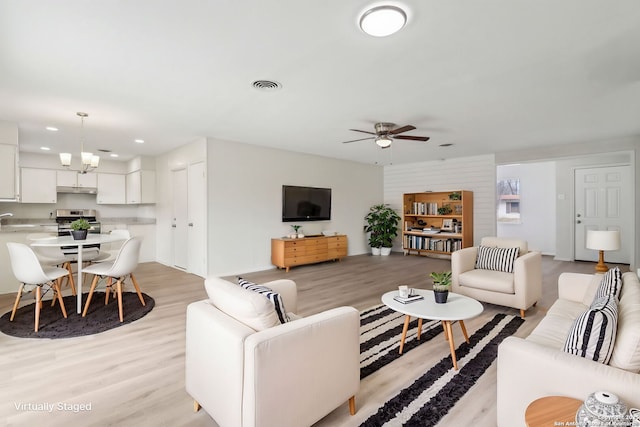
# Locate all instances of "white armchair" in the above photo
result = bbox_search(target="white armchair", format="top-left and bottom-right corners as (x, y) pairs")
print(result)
(451, 237), (542, 318)
(185, 277), (360, 427)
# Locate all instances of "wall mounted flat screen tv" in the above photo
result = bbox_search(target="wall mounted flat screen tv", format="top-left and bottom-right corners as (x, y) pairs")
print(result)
(282, 185), (331, 222)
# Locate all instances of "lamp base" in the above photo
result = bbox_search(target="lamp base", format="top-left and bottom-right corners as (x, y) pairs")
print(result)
(595, 250), (609, 273)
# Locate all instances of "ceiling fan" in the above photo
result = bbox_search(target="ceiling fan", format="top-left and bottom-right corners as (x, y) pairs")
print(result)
(341, 122), (430, 149)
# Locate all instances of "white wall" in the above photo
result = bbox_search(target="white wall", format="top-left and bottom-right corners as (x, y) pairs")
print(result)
(384, 155), (496, 249)
(207, 138), (383, 276)
(497, 162), (556, 254)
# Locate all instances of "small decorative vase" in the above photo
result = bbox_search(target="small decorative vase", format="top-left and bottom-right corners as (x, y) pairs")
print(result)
(297, 233), (305, 238)
(576, 391), (628, 427)
(71, 230), (88, 240)
(371, 247), (381, 256)
(434, 290), (449, 304)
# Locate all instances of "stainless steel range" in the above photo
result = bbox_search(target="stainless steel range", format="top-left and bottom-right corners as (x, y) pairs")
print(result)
(55, 209), (102, 257)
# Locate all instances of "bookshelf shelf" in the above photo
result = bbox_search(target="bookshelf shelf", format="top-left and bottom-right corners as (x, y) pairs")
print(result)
(402, 190), (473, 257)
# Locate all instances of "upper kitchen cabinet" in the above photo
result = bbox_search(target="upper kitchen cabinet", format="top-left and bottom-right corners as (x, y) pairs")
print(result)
(126, 170), (155, 204)
(97, 173), (126, 204)
(0, 121), (19, 201)
(57, 170), (97, 188)
(21, 168), (57, 203)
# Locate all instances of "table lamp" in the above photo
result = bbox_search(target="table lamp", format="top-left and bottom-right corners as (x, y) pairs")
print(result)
(586, 230), (620, 273)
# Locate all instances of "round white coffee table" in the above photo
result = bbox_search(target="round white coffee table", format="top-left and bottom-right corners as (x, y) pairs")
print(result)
(382, 289), (483, 370)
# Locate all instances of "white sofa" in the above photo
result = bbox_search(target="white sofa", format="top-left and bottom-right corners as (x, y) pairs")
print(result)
(451, 237), (542, 318)
(185, 277), (360, 427)
(497, 271), (640, 426)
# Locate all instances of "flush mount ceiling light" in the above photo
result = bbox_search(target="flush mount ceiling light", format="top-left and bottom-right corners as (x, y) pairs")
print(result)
(375, 135), (393, 148)
(59, 112), (99, 174)
(359, 5), (407, 37)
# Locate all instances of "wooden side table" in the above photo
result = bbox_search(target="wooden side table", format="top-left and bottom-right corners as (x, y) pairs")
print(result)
(525, 396), (583, 427)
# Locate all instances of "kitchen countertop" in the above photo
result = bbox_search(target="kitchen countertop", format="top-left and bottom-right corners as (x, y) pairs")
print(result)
(0, 217), (156, 233)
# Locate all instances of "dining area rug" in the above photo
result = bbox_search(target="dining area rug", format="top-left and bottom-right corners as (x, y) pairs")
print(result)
(357, 304), (524, 427)
(0, 292), (154, 339)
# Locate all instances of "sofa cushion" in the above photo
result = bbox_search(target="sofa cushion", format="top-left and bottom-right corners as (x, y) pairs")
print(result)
(595, 267), (622, 301)
(205, 277), (280, 331)
(459, 269), (515, 294)
(609, 272), (640, 372)
(563, 295), (618, 364)
(238, 277), (290, 324)
(475, 246), (519, 273)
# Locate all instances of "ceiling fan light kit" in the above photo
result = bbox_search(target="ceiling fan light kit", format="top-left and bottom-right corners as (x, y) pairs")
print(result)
(342, 122), (430, 148)
(359, 5), (407, 37)
(375, 135), (392, 148)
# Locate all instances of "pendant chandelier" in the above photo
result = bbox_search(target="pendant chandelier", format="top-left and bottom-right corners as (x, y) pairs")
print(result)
(59, 112), (100, 174)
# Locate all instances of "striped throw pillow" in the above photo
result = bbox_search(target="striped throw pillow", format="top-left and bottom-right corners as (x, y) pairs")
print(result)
(238, 278), (290, 324)
(595, 266), (623, 301)
(474, 246), (520, 273)
(563, 295), (618, 364)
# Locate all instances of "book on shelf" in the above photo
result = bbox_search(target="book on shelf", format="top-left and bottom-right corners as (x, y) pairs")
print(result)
(393, 294), (424, 304)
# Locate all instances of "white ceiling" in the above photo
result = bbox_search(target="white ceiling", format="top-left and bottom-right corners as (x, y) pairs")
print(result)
(1, 0), (639, 165)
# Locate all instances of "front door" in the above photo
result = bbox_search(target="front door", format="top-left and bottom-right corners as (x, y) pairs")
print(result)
(574, 165), (631, 263)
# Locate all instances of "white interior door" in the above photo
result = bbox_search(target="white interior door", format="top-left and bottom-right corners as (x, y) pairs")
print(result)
(574, 165), (631, 263)
(187, 161), (207, 277)
(172, 168), (188, 269)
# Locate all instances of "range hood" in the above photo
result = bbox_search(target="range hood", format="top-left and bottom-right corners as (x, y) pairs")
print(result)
(56, 186), (98, 194)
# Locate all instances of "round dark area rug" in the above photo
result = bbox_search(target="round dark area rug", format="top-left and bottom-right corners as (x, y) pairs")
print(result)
(0, 292), (155, 339)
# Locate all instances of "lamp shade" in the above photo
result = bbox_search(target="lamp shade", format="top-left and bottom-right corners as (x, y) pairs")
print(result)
(375, 135), (392, 148)
(586, 230), (621, 251)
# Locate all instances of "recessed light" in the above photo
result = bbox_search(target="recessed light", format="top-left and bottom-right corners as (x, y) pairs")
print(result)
(134, 139), (145, 144)
(359, 5), (407, 37)
(110, 153), (119, 158)
(46, 126), (58, 132)
(40, 146), (51, 151)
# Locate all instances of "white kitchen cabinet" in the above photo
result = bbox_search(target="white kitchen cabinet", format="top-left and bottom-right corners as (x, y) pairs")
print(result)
(20, 168), (57, 203)
(57, 170), (97, 188)
(0, 144), (17, 200)
(97, 173), (126, 204)
(126, 170), (155, 204)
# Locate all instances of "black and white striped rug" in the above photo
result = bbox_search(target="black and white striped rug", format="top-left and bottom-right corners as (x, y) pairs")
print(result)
(359, 305), (524, 427)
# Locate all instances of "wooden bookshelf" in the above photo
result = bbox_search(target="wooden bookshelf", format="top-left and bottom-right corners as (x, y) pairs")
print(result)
(402, 190), (473, 257)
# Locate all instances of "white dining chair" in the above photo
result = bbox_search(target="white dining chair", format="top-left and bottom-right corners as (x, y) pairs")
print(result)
(82, 236), (145, 322)
(7, 242), (69, 332)
(27, 233), (76, 296)
(92, 229), (131, 263)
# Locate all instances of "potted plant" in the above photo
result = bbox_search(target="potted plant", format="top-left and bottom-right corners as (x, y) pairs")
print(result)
(70, 218), (91, 240)
(430, 271), (452, 303)
(290, 225), (303, 239)
(364, 204), (401, 256)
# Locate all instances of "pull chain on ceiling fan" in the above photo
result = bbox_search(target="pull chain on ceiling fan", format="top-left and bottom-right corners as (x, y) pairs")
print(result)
(341, 122), (430, 148)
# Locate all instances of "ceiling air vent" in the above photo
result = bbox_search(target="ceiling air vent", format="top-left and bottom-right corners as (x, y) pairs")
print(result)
(252, 80), (282, 90)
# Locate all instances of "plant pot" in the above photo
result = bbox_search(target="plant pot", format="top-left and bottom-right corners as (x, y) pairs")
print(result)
(380, 247), (392, 256)
(71, 230), (88, 240)
(434, 290), (449, 304)
(371, 247), (381, 256)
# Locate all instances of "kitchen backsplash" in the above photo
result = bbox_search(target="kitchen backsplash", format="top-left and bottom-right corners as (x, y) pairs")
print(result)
(0, 193), (155, 219)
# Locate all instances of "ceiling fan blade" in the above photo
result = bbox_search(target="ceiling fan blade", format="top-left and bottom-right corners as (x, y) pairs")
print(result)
(394, 135), (430, 141)
(389, 125), (416, 135)
(349, 128), (377, 135)
(342, 136), (375, 144)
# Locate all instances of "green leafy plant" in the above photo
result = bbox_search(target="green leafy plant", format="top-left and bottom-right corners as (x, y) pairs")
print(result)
(437, 204), (453, 215)
(70, 218), (91, 231)
(430, 271), (452, 292)
(448, 192), (461, 200)
(291, 225), (301, 233)
(364, 204), (401, 248)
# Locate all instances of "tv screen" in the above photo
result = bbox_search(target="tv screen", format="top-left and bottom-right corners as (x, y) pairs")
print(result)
(282, 185), (331, 222)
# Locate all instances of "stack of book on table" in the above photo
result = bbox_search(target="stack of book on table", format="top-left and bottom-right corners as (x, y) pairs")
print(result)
(393, 294), (424, 304)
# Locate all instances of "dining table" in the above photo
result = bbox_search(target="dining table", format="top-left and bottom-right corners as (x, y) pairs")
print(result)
(31, 234), (127, 314)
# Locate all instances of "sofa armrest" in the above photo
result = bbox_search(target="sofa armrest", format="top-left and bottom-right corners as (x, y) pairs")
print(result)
(512, 251), (542, 303)
(557, 272), (599, 303)
(497, 336), (640, 427)
(451, 247), (478, 291)
(185, 300), (255, 427)
(264, 279), (298, 314)
(243, 306), (360, 427)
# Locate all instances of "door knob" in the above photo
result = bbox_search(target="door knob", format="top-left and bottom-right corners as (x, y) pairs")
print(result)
(188, 223), (194, 227)
(576, 213), (581, 217)
(576, 220), (581, 224)
(171, 224), (176, 228)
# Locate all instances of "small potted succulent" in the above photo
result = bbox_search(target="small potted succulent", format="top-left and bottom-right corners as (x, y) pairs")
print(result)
(70, 218), (91, 240)
(430, 271), (452, 303)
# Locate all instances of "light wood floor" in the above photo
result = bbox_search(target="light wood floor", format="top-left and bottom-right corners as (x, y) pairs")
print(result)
(0, 254), (618, 427)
